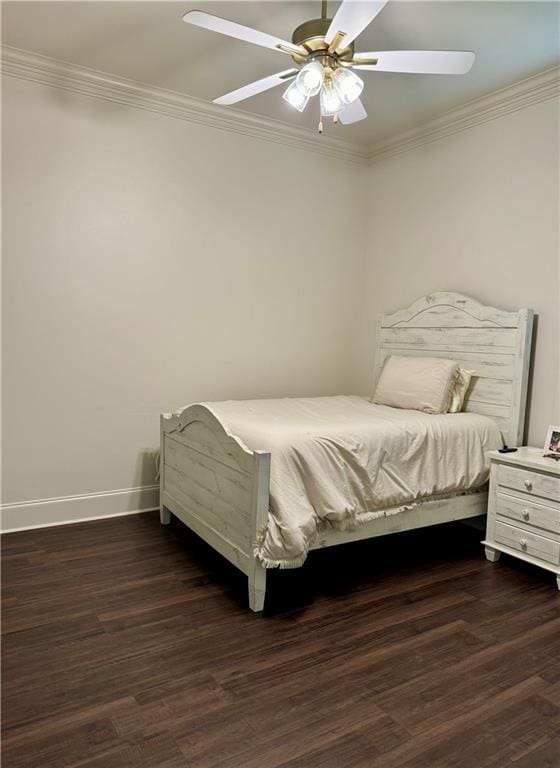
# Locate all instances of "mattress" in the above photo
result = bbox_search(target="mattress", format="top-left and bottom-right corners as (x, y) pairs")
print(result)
(203, 396), (502, 568)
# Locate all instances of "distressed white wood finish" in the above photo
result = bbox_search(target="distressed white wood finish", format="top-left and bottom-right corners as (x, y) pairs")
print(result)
(160, 404), (271, 610)
(160, 293), (534, 611)
(496, 493), (560, 536)
(483, 449), (560, 590)
(312, 491), (487, 549)
(485, 546), (501, 562)
(159, 413), (171, 526)
(248, 450), (270, 612)
(494, 520), (560, 564)
(375, 292), (533, 447)
(497, 463), (560, 503)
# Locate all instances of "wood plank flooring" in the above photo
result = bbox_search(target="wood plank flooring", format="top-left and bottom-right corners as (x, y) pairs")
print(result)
(2, 512), (559, 768)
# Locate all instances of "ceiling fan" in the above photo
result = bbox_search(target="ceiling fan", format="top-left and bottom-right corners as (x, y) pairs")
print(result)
(183, 1), (475, 132)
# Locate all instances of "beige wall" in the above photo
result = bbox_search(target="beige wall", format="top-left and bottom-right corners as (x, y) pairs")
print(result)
(2, 73), (559, 529)
(358, 97), (560, 447)
(1, 76), (366, 523)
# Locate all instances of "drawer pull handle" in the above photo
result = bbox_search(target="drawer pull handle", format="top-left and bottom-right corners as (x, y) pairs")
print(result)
(519, 538), (528, 549)
(522, 509), (530, 520)
(524, 481), (533, 491)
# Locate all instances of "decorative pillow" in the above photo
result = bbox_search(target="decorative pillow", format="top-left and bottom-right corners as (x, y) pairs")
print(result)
(448, 367), (475, 413)
(372, 356), (459, 414)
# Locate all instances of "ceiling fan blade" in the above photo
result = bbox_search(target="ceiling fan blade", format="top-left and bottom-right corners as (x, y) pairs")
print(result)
(325, 1), (389, 49)
(338, 98), (367, 124)
(182, 11), (305, 56)
(353, 50), (475, 74)
(214, 69), (298, 106)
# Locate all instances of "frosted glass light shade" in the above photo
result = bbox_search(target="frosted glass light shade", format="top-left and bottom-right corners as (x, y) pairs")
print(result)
(295, 61), (324, 97)
(282, 80), (309, 112)
(320, 81), (345, 116)
(333, 68), (364, 104)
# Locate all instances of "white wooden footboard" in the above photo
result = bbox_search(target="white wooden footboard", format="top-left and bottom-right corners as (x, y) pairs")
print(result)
(160, 404), (270, 611)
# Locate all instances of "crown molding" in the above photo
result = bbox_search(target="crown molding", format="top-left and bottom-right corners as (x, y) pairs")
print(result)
(2, 46), (558, 167)
(367, 64), (560, 162)
(0, 45), (367, 164)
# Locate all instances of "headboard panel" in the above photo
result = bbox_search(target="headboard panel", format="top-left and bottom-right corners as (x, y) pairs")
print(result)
(375, 292), (534, 447)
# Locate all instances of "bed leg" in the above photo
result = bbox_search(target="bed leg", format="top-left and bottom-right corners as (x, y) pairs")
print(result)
(248, 561), (267, 613)
(485, 546), (501, 563)
(160, 506), (171, 525)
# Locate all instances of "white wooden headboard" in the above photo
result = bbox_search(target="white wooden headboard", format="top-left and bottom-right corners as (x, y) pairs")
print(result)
(375, 292), (534, 447)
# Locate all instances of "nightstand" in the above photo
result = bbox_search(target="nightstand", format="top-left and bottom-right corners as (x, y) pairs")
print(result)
(483, 448), (560, 590)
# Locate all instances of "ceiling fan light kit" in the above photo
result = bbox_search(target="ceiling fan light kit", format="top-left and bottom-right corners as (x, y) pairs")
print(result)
(282, 57), (364, 118)
(282, 79), (310, 112)
(333, 68), (364, 104)
(295, 60), (324, 97)
(319, 77), (346, 117)
(183, 0), (475, 134)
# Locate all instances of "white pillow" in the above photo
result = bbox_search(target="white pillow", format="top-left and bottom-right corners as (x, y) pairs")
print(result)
(448, 368), (475, 413)
(372, 356), (459, 414)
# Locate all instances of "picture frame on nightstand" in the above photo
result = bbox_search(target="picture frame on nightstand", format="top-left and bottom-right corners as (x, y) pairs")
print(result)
(543, 425), (560, 460)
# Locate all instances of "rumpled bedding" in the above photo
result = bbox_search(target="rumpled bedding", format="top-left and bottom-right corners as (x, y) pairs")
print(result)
(202, 396), (502, 568)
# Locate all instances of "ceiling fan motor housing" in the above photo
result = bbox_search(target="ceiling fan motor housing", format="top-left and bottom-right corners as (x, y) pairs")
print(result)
(290, 18), (354, 66)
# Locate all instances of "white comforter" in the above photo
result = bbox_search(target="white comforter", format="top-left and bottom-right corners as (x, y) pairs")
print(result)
(203, 396), (502, 568)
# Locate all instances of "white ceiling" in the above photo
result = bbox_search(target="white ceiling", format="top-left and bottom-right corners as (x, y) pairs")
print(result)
(2, 1), (559, 146)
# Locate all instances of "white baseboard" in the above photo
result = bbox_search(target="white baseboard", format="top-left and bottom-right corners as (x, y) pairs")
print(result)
(0, 485), (160, 533)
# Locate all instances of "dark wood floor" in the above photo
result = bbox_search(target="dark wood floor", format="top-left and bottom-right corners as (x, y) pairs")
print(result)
(2, 512), (560, 768)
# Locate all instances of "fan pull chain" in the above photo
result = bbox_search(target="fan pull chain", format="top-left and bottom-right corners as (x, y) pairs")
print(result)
(318, 119), (323, 134)
(333, 114), (339, 124)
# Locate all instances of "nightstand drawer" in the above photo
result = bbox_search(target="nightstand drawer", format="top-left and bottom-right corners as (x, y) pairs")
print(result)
(494, 521), (560, 565)
(497, 464), (560, 504)
(496, 493), (560, 536)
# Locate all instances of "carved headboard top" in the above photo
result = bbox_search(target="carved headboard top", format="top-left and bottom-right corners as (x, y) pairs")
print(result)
(375, 292), (534, 446)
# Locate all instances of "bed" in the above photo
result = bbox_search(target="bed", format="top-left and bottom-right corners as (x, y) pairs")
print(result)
(159, 292), (534, 611)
